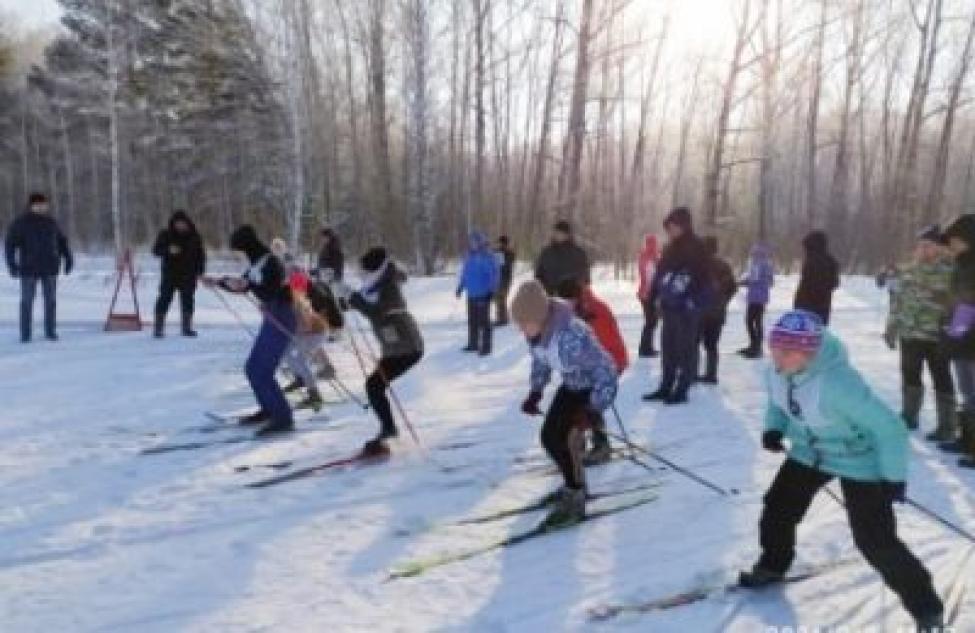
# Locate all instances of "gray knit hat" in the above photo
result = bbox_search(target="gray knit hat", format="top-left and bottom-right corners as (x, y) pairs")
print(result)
(511, 280), (550, 325)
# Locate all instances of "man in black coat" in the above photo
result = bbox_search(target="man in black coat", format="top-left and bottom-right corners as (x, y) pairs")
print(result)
(794, 231), (840, 325)
(153, 210), (206, 337)
(316, 228), (345, 282)
(644, 207), (711, 405)
(534, 220), (590, 295)
(494, 235), (516, 326)
(5, 193), (73, 342)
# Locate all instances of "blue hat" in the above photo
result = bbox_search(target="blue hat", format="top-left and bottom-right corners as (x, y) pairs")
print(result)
(769, 310), (824, 352)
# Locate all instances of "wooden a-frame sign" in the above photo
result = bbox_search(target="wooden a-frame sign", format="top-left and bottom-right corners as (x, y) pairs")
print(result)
(104, 248), (143, 332)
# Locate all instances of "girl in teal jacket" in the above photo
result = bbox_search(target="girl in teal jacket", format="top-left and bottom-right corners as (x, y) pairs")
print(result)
(740, 310), (943, 632)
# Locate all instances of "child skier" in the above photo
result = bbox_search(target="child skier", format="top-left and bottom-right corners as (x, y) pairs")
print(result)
(281, 269), (336, 411)
(556, 278), (629, 464)
(884, 225), (956, 439)
(741, 310), (944, 631)
(512, 280), (619, 527)
(335, 247), (424, 456)
(457, 230), (500, 355)
(203, 225), (296, 437)
(739, 243), (774, 359)
(940, 214), (975, 468)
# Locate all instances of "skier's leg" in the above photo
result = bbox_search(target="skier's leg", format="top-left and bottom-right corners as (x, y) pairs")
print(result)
(19, 276), (37, 342)
(540, 387), (586, 490)
(365, 353), (422, 438)
(41, 276), (57, 339)
(245, 303), (295, 427)
(756, 459), (831, 574)
(841, 478), (943, 622)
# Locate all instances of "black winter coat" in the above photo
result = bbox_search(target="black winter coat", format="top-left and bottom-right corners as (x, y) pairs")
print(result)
(702, 255), (738, 323)
(5, 211), (73, 277)
(317, 242), (345, 281)
(498, 247), (515, 285)
(534, 240), (590, 295)
(153, 212), (206, 284)
(648, 232), (711, 314)
(350, 262), (424, 358)
(794, 231), (840, 323)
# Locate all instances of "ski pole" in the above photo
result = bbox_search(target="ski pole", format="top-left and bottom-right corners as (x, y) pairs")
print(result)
(208, 285), (256, 338)
(905, 498), (975, 544)
(327, 377), (369, 410)
(605, 429), (736, 497)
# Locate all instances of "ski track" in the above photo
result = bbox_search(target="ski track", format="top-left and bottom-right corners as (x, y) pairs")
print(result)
(0, 264), (973, 632)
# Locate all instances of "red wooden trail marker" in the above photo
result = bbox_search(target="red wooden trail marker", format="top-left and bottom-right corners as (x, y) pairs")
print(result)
(104, 248), (143, 332)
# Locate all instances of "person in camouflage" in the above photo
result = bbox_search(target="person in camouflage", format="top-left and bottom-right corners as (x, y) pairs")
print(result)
(885, 225), (956, 440)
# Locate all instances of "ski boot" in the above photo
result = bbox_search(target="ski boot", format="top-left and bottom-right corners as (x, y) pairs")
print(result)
(239, 409), (271, 426)
(542, 486), (586, 529)
(741, 348), (763, 360)
(296, 390), (325, 412)
(642, 388), (670, 402)
(362, 428), (396, 459)
(255, 419), (294, 438)
(914, 610), (945, 632)
(283, 377), (305, 395)
(926, 394), (957, 442)
(738, 564), (784, 589)
(583, 430), (613, 466)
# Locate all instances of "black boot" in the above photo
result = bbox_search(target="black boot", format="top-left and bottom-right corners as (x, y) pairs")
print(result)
(181, 311), (198, 337)
(739, 564), (784, 588)
(940, 411), (972, 454)
(153, 312), (165, 339)
(239, 409), (270, 425)
(643, 388), (670, 402)
(664, 390), (689, 405)
(283, 377), (305, 394)
(255, 418), (294, 438)
(901, 385), (924, 430)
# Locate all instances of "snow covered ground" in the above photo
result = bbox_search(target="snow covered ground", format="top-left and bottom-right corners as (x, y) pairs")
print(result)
(0, 260), (973, 632)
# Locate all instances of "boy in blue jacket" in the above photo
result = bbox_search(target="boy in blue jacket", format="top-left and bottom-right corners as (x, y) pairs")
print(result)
(741, 310), (943, 631)
(457, 231), (500, 356)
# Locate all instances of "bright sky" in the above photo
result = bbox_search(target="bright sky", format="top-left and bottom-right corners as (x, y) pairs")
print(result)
(0, 0), (61, 28)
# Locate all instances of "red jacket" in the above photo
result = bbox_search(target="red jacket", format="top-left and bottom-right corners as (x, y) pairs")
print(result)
(578, 288), (629, 374)
(637, 234), (660, 301)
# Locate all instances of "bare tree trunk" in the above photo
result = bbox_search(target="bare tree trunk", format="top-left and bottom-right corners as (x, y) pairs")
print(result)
(557, 0), (594, 224)
(805, 0), (826, 230)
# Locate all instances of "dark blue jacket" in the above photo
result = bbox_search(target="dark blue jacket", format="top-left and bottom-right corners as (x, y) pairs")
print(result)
(5, 211), (73, 277)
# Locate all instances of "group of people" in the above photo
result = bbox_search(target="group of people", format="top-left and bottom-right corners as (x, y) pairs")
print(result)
(6, 190), (974, 630)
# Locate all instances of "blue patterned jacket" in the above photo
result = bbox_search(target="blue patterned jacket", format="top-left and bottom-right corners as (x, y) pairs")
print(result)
(529, 300), (619, 412)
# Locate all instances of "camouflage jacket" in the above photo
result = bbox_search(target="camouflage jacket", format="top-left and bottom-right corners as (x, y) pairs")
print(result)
(887, 260), (954, 342)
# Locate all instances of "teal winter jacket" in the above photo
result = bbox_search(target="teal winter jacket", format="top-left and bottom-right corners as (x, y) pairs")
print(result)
(764, 332), (908, 483)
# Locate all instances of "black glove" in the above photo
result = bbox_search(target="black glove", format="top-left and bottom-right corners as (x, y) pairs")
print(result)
(880, 480), (906, 503)
(521, 391), (542, 416)
(762, 430), (785, 453)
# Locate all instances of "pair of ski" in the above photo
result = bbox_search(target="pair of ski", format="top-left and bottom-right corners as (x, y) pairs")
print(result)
(587, 557), (860, 622)
(387, 486), (660, 580)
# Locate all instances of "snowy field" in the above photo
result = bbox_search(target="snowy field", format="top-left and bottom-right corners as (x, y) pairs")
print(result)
(0, 260), (973, 633)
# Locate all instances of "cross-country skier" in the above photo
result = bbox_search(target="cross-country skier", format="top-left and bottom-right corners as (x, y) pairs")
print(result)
(202, 225), (296, 437)
(884, 225), (955, 439)
(556, 278), (629, 465)
(457, 230), (500, 356)
(741, 309), (944, 632)
(152, 210), (206, 338)
(334, 247), (424, 456)
(738, 242), (774, 359)
(281, 269), (336, 411)
(512, 280), (619, 527)
(940, 214), (975, 468)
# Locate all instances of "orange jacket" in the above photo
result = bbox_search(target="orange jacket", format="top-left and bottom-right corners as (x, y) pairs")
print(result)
(577, 288), (629, 374)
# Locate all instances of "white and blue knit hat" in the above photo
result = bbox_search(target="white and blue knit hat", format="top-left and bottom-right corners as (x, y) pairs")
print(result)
(769, 310), (824, 352)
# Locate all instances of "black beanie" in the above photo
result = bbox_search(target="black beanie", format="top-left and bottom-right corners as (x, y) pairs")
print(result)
(663, 207), (693, 232)
(229, 225), (267, 262)
(553, 220), (572, 235)
(28, 192), (48, 206)
(360, 247), (388, 272)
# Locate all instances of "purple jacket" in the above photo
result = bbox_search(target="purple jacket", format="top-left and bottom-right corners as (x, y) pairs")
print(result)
(744, 244), (774, 306)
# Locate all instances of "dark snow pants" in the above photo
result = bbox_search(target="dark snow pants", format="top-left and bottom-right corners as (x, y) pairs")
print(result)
(697, 315), (725, 381)
(466, 297), (493, 354)
(757, 459), (943, 620)
(366, 352), (423, 437)
(540, 386), (590, 491)
(156, 277), (197, 321)
(659, 309), (700, 397)
(639, 299), (659, 356)
(245, 300), (296, 426)
(745, 303), (765, 352)
(20, 275), (57, 341)
(900, 338), (954, 396)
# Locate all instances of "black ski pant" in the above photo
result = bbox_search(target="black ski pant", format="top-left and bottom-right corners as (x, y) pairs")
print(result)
(745, 303), (765, 352)
(758, 459), (943, 620)
(156, 277), (197, 320)
(495, 282), (511, 325)
(540, 386), (590, 490)
(900, 338), (954, 395)
(20, 275), (57, 341)
(639, 299), (659, 356)
(697, 315), (725, 380)
(659, 309), (700, 396)
(466, 297), (493, 354)
(366, 352), (423, 437)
